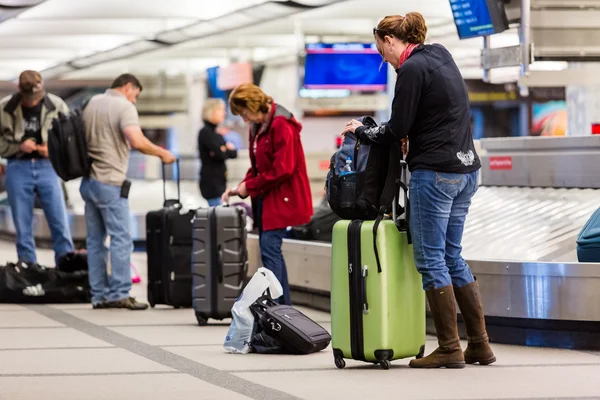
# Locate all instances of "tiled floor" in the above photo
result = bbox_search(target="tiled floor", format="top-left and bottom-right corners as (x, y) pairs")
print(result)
(2, 241), (600, 400)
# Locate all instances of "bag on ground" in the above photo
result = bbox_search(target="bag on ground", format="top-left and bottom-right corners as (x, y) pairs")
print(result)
(223, 268), (283, 354)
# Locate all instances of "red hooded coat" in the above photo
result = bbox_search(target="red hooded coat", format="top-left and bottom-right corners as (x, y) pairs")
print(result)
(243, 103), (313, 231)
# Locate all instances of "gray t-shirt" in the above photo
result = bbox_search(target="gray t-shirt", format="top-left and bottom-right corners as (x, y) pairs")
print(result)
(83, 89), (139, 186)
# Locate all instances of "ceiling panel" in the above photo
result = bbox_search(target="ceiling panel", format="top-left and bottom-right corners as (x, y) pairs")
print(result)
(16, 0), (267, 19)
(0, 0), (521, 81)
(0, 18), (196, 36)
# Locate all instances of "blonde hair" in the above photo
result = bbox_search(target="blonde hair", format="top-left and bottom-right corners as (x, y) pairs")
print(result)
(229, 83), (272, 116)
(202, 98), (225, 122)
(375, 12), (427, 44)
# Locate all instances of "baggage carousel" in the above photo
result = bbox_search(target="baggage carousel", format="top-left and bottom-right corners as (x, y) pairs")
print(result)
(0, 136), (599, 349)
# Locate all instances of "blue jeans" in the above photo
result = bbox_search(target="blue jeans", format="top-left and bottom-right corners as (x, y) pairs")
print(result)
(409, 169), (478, 290)
(259, 229), (292, 305)
(5, 159), (73, 265)
(80, 178), (131, 305)
(207, 197), (221, 207)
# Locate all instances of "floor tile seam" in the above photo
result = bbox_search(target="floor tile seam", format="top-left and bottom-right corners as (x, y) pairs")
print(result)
(0, 346), (116, 351)
(440, 397), (600, 400)
(0, 326), (68, 329)
(0, 371), (183, 378)
(27, 305), (303, 400)
(225, 362), (600, 373)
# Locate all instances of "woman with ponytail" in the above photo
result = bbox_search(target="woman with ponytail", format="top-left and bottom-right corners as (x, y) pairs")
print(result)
(342, 12), (495, 369)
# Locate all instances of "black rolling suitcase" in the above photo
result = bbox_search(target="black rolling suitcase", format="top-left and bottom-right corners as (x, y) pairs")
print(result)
(251, 296), (331, 354)
(146, 161), (194, 308)
(192, 205), (247, 325)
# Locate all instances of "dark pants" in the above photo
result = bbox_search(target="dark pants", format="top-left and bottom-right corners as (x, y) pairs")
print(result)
(256, 197), (291, 305)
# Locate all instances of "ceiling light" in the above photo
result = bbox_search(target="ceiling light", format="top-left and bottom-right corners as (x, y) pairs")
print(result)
(529, 61), (568, 71)
(41, 64), (75, 79)
(71, 40), (162, 68)
(181, 22), (219, 37)
(0, 0), (44, 6)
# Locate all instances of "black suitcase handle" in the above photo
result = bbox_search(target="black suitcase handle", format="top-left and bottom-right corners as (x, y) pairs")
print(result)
(162, 159), (181, 207)
(216, 244), (224, 284)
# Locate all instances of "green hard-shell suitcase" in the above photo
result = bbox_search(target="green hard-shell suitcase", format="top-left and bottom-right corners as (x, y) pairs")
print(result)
(330, 162), (426, 370)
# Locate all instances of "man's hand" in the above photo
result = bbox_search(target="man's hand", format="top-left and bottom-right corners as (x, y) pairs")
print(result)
(19, 139), (37, 154)
(37, 144), (49, 158)
(159, 149), (176, 164)
(341, 119), (363, 137)
(225, 142), (236, 151)
(401, 138), (408, 156)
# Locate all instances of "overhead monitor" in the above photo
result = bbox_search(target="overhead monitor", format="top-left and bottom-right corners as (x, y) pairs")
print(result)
(450, 0), (509, 39)
(303, 43), (387, 91)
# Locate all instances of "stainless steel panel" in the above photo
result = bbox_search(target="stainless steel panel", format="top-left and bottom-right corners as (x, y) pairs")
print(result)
(247, 234), (331, 293)
(478, 137), (600, 188)
(480, 152), (600, 188)
(480, 136), (600, 152)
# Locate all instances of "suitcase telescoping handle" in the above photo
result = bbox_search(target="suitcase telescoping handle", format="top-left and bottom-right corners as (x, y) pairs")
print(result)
(162, 159), (181, 206)
(393, 159), (411, 243)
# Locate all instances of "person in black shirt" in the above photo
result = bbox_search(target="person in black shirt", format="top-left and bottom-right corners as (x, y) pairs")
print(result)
(198, 99), (237, 206)
(342, 13), (494, 369)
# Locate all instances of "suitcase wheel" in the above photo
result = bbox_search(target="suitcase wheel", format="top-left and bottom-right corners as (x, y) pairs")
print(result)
(379, 360), (391, 370)
(148, 292), (155, 308)
(195, 313), (208, 326)
(334, 357), (346, 369)
(416, 344), (425, 359)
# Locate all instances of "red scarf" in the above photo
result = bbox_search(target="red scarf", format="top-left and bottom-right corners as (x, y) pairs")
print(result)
(398, 43), (418, 67)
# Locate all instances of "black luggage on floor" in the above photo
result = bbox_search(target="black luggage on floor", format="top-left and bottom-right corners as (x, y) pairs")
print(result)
(192, 205), (247, 325)
(146, 161), (194, 308)
(251, 296), (331, 355)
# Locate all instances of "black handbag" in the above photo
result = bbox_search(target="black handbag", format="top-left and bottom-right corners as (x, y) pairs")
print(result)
(250, 295), (331, 355)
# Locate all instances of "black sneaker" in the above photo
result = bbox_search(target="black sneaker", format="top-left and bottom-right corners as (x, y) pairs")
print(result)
(92, 301), (108, 309)
(106, 297), (148, 311)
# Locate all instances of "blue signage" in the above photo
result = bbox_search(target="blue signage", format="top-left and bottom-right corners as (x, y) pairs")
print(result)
(450, 0), (505, 39)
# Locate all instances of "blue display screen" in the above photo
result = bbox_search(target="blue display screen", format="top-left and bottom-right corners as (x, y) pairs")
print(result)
(451, 0), (496, 39)
(303, 43), (387, 91)
(206, 66), (226, 100)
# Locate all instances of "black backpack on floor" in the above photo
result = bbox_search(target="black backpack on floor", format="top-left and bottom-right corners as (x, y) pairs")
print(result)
(48, 110), (91, 182)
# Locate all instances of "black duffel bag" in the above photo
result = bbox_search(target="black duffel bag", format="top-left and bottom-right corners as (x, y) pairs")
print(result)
(0, 261), (90, 304)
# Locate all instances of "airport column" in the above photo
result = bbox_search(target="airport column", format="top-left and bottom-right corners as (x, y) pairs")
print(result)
(565, 63), (600, 136)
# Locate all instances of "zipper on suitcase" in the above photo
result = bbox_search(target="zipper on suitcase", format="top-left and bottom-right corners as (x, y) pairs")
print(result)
(209, 208), (218, 316)
(348, 220), (365, 361)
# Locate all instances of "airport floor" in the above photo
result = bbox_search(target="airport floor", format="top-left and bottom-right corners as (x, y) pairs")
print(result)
(2, 241), (600, 400)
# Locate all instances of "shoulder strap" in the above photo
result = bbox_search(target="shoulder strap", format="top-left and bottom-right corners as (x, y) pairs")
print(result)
(372, 144), (410, 274)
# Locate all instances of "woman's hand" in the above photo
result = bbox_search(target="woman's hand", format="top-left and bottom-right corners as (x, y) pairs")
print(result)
(221, 188), (233, 204)
(341, 119), (363, 137)
(236, 182), (248, 197)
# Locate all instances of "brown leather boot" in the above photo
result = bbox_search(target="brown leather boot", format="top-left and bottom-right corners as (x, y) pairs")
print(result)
(409, 285), (465, 369)
(454, 280), (496, 365)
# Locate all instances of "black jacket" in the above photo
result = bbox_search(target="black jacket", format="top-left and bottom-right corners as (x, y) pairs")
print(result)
(356, 44), (480, 173)
(198, 121), (237, 199)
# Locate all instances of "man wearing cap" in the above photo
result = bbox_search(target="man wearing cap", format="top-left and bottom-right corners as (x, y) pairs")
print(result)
(0, 70), (74, 266)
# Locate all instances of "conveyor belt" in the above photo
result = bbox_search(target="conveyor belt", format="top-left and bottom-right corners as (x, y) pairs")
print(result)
(0, 182), (597, 261)
(462, 186), (599, 262)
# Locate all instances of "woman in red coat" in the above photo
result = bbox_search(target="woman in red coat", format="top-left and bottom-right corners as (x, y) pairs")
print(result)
(223, 83), (313, 305)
